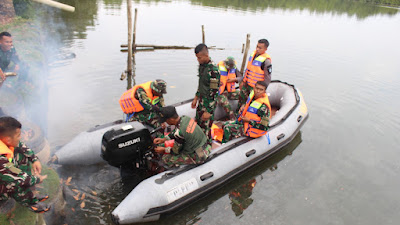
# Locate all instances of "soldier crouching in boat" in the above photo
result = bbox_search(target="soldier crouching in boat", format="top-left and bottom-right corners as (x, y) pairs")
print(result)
(119, 79), (167, 129)
(153, 106), (211, 168)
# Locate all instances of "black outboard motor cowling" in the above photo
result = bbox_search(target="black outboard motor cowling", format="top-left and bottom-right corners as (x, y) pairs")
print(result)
(101, 122), (153, 168)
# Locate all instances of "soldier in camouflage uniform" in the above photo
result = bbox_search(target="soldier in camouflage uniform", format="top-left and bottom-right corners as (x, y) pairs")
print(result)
(191, 44), (220, 144)
(126, 79), (167, 129)
(153, 106), (211, 167)
(217, 57), (242, 120)
(222, 81), (271, 144)
(0, 32), (20, 85)
(0, 117), (50, 213)
(237, 39), (272, 114)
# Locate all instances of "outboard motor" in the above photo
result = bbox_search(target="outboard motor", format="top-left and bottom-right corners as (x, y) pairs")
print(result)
(101, 122), (153, 169)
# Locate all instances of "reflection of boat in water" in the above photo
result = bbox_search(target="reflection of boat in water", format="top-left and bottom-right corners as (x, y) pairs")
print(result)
(229, 178), (257, 217)
(54, 80), (308, 224)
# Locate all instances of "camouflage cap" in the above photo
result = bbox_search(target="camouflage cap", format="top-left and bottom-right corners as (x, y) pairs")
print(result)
(151, 79), (167, 94)
(224, 56), (236, 69)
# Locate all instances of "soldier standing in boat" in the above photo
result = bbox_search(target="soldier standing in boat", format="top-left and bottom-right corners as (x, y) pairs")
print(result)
(191, 44), (220, 144)
(237, 39), (272, 113)
(119, 79), (167, 129)
(217, 56), (242, 120)
(221, 81), (271, 143)
(0, 117), (50, 213)
(153, 106), (211, 167)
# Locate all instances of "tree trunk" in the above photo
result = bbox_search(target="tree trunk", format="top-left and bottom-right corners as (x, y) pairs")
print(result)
(0, 0), (16, 25)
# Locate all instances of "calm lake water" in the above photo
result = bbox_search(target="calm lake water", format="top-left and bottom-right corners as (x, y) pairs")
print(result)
(36, 0), (400, 224)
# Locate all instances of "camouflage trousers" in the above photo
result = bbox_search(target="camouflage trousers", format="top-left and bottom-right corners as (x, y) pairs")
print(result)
(129, 110), (161, 129)
(222, 121), (245, 144)
(195, 98), (215, 145)
(217, 90), (239, 120)
(237, 84), (253, 114)
(161, 145), (211, 167)
(0, 158), (38, 206)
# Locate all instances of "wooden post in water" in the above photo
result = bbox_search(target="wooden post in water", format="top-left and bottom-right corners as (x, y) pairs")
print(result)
(126, 0), (133, 89)
(132, 8), (138, 51)
(131, 8), (138, 86)
(240, 34), (250, 74)
(202, 25), (205, 43)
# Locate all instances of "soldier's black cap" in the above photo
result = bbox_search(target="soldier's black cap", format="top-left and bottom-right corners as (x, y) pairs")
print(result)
(159, 106), (178, 123)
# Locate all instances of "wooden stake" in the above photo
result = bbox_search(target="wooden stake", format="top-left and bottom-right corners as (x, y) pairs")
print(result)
(132, 8), (138, 52)
(121, 44), (191, 49)
(126, 0), (133, 89)
(202, 25), (205, 44)
(240, 34), (251, 74)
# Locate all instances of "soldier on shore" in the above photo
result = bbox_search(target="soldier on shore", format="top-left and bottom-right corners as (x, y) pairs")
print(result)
(0, 117), (50, 213)
(0, 31), (20, 84)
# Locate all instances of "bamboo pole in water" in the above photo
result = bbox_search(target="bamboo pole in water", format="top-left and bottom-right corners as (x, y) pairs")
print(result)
(126, 0), (133, 89)
(121, 44), (191, 49)
(202, 25), (205, 43)
(32, 0), (75, 12)
(240, 34), (251, 74)
(132, 8), (138, 52)
(120, 44), (224, 51)
(131, 8), (138, 86)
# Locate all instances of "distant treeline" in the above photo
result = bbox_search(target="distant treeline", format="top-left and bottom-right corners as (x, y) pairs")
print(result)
(190, 0), (400, 18)
(357, 0), (400, 5)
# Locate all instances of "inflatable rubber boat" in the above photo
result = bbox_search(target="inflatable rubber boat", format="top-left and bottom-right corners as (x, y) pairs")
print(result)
(54, 80), (309, 224)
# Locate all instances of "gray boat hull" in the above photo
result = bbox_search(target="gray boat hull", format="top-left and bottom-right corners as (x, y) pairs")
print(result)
(111, 81), (309, 224)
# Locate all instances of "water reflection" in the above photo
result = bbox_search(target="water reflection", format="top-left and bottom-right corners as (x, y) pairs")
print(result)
(229, 178), (257, 217)
(41, 0), (399, 48)
(142, 132), (303, 225)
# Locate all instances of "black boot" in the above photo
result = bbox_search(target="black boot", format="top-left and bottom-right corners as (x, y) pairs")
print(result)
(28, 202), (51, 213)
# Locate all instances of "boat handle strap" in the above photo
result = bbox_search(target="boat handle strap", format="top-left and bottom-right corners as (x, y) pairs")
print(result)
(200, 172), (214, 181)
(246, 149), (256, 157)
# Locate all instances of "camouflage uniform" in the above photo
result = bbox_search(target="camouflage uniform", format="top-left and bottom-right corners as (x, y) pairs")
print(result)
(217, 90), (239, 120)
(0, 46), (20, 72)
(217, 57), (242, 120)
(237, 84), (253, 115)
(129, 87), (165, 129)
(0, 142), (40, 206)
(195, 60), (220, 144)
(222, 103), (270, 143)
(237, 55), (272, 114)
(161, 116), (211, 167)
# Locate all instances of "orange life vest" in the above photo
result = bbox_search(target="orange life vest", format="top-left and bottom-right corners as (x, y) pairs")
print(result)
(119, 81), (160, 114)
(211, 123), (223, 142)
(239, 91), (271, 138)
(243, 51), (271, 87)
(0, 140), (14, 162)
(218, 61), (237, 94)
